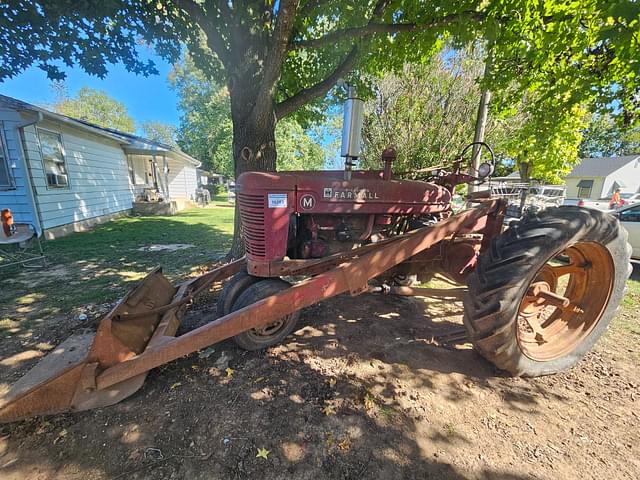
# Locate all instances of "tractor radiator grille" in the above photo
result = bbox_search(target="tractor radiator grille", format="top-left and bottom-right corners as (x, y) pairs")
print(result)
(238, 193), (266, 258)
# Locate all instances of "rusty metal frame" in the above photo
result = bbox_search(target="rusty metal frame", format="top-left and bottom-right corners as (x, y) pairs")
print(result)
(95, 200), (502, 389)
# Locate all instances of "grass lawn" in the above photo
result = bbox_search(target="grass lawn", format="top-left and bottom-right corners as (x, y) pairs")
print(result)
(0, 196), (234, 337)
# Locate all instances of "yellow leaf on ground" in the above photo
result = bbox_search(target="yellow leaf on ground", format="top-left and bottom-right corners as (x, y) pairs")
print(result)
(256, 447), (270, 459)
(170, 382), (182, 390)
(322, 404), (336, 416)
(364, 391), (376, 410)
(225, 367), (234, 378)
(337, 437), (351, 451)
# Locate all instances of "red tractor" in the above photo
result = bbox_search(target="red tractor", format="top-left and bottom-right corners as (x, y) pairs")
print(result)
(216, 142), (629, 377)
(0, 100), (630, 423)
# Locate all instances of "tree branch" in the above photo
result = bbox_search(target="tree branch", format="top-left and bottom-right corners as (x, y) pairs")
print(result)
(275, 46), (358, 120)
(174, 0), (231, 67)
(263, 0), (299, 86)
(255, 0), (300, 112)
(275, 0), (390, 119)
(290, 10), (485, 50)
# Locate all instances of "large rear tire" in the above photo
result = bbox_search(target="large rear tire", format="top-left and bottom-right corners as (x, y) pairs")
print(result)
(216, 270), (260, 318)
(464, 206), (631, 377)
(231, 279), (301, 351)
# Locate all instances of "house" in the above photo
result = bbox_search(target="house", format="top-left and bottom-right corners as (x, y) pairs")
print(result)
(565, 155), (640, 199)
(0, 94), (201, 239)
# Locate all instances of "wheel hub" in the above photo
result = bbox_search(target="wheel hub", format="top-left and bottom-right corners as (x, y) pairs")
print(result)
(516, 242), (614, 361)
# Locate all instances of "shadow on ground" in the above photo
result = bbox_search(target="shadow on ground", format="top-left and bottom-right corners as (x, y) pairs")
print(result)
(0, 211), (232, 379)
(2, 288), (636, 480)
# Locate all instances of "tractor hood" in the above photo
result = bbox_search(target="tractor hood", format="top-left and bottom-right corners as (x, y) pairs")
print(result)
(237, 170), (452, 215)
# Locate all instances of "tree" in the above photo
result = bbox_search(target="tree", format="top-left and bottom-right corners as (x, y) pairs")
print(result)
(502, 101), (589, 184)
(579, 113), (640, 158)
(170, 58), (324, 176)
(5, 2), (638, 171)
(361, 47), (521, 174)
(52, 86), (135, 133)
(139, 121), (178, 146)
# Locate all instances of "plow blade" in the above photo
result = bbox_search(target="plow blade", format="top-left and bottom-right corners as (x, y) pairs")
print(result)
(0, 261), (242, 423)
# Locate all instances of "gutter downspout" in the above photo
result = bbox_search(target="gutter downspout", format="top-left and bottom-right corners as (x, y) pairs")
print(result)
(16, 111), (44, 236)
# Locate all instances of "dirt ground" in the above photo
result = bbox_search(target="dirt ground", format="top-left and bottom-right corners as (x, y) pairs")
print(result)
(0, 279), (639, 479)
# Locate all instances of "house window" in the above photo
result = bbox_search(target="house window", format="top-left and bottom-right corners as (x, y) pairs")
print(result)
(577, 179), (593, 198)
(0, 124), (13, 189)
(127, 155), (150, 185)
(38, 129), (69, 188)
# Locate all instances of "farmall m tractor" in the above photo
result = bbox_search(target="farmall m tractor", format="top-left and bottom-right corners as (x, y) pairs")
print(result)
(0, 89), (630, 423)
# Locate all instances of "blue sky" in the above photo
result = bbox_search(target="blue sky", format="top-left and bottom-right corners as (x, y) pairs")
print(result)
(0, 51), (180, 128)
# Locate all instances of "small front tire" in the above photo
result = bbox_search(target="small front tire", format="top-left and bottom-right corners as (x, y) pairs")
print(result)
(231, 279), (301, 351)
(216, 270), (260, 318)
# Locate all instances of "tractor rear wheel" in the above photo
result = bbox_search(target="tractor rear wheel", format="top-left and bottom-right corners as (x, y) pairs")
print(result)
(216, 270), (260, 318)
(231, 279), (301, 351)
(464, 206), (631, 377)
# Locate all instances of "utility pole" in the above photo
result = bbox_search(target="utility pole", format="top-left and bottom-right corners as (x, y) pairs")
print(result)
(469, 50), (493, 195)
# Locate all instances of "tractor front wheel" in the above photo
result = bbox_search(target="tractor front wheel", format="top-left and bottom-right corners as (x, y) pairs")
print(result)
(230, 279), (301, 351)
(464, 206), (631, 377)
(216, 270), (260, 318)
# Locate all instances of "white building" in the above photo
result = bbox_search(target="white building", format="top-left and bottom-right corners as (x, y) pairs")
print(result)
(565, 155), (640, 200)
(0, 94), (200, 238)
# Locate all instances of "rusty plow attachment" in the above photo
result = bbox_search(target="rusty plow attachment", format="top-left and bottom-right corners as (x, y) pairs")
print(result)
(0, 259), (244, 423)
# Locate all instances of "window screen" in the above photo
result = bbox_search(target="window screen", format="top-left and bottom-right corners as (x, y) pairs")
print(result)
(38, 129), (69, 188)
(576, 179), (593, 198)
(0, 124), (12, 188)
(128, 156), (149, 185)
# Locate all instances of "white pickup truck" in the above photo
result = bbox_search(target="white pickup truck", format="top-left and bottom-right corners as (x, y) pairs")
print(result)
(563, 192), (640, 210)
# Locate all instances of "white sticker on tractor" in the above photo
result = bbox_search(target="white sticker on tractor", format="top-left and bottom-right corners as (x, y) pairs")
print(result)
(268, 193), (288, 208)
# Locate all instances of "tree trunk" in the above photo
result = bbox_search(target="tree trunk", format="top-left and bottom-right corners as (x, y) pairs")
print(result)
(228, 85), (278, 259)
(517, 159), (531, 215)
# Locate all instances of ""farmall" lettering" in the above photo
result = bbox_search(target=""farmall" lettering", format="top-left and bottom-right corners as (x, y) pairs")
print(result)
(323, 187), (380, 200)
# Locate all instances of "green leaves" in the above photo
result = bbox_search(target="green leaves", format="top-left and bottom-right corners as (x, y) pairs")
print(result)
(52, 86), (136, 133)
(0, 1), (183, 81)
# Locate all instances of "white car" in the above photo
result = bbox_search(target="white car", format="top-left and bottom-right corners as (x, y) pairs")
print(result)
(617, 203), (640, 259)
(564, 192), (640, 210)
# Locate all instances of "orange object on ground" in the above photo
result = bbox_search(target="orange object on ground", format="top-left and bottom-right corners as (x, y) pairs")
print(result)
(1, 208), (14, 236)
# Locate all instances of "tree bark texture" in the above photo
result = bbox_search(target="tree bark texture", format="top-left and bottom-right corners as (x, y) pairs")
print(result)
(228, 81), (278, 259)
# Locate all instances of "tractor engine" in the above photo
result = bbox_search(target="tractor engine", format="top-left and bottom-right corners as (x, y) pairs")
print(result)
(236, 158), (454, 277)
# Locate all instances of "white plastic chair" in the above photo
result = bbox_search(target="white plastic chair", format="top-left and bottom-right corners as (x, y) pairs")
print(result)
(0, 223), (47, 269)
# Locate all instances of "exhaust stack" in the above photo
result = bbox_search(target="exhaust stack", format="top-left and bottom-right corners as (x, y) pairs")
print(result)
(340, 86), (364, 180)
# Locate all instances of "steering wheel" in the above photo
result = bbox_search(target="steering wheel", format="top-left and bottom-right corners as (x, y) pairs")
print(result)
(456, 141), (496, 181)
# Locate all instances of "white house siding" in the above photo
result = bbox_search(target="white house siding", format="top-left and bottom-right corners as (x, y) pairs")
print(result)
(565, 177), (605, 199)
(602, 159), (640, 196)
(166, 157), (198, 200)
(20, 118), (135, 230)
(0, 108), (37, 229)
